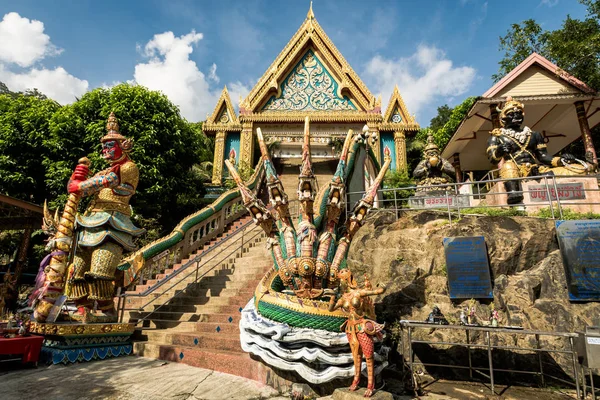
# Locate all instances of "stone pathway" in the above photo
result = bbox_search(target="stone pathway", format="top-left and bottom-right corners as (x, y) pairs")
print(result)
(0, 357), (287, 400)
(1, 357), (581, 400)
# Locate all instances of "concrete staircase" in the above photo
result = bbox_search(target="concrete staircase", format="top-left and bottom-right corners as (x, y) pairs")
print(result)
(127, 220), (276, 381)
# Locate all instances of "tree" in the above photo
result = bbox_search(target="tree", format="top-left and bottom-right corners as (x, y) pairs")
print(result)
(429, 105), (453, 132)
(0, 92), (61, 204)
(493, 1), (600, 90)
(44, 84), (212, 232)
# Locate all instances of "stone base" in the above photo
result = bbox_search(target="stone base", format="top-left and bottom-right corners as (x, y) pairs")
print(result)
(41, 343), (132, 365)
(30, 322), (135, 365)
(332, 387), (394, 400)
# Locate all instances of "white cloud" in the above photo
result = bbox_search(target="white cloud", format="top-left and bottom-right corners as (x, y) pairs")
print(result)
(134, 30), (219, 120)
(227, 81), (252, 111)
(133, 30), (255, 120)
(0, 12), (62, 67)
(540, 0), (559, 6)
(0, 12), (87, 103)
(363, 45), (477, 118)
(0, 65), (88, 103)
(208, 63), (219, 83)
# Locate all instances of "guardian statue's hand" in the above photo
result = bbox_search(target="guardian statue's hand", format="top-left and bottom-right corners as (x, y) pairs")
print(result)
(561, 153), (576, 164)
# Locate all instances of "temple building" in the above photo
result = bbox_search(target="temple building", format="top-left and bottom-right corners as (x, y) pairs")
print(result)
(442, 52), (600, 181)
(203, 4), (419, 194)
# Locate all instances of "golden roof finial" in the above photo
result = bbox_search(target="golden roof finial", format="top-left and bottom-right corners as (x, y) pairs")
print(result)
(307, 1), (314, 19)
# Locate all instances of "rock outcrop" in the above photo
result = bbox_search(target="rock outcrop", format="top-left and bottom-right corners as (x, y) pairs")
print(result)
(348, 210), (600, 382)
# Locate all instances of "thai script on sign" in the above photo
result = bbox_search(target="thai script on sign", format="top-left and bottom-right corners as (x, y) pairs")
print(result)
(443, 236), (493, 299)
(556, 220), (600, 301)
(529, 182), (586, 202)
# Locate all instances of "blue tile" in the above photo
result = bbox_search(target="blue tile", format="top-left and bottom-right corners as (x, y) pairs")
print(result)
(216, 326), (221, 333)
(194, 338), (199, 345)
(238, 307), (243, 312)
(179, 352), (184, 360)
(228, 316), (233, 323)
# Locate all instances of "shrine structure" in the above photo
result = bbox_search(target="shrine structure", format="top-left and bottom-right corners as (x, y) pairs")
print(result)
(204, 4), (419, 193)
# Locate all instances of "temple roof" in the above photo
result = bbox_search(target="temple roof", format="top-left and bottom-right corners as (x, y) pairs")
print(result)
(381, 85), (420, 131)
(204, 86), (241, 132)
(240, 3), (379, 116)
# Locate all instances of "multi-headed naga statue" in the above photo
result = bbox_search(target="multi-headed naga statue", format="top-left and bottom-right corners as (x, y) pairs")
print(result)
(228, 117), (390, 396)
(32, 113), (144, 323)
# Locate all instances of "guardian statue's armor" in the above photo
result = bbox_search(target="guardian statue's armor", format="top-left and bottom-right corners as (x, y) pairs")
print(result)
(486, 97), (581, 204)
(64, 113), (144, 321)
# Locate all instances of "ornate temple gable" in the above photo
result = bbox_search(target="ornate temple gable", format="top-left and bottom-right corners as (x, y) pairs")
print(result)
(204, 86), (241, 134)
(381, 84), (419, 132)
(240, 4), (378, 117)
(262, 49), (357, 112)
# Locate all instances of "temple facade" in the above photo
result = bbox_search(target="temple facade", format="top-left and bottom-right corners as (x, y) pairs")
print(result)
(204, 5), (419, 188)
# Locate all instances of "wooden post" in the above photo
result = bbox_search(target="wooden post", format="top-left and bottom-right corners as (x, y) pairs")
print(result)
(211, 131), (227, 185)
(13, 224), (33, 285)
(394, 130), (407, 172)
(489, 104), (500, 129)
(452, 153), (462, 183)
(575, 101), (598, 166)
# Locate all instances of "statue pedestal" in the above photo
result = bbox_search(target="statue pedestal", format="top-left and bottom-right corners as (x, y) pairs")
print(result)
(29, 321), (135, 365)
(408, 193), (471, 209)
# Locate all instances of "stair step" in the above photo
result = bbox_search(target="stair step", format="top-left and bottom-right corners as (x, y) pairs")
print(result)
(134, 343), (268, 381)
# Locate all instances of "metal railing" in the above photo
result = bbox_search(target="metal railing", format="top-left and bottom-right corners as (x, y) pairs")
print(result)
(116, 222), (263, 325)
(343, 174), (600, 223)
(398, 322), (581, 397)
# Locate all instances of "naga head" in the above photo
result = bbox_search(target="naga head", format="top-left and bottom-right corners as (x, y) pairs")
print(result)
(498, 96), (525, 130)
(101, 112), (132, 164)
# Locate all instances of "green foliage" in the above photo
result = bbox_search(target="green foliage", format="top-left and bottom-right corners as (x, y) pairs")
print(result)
(43, 84), (212, 231)
(429, 104), (453, 132)
(536, 207), (600, 220)
(432, 97), (478, 151)
(383, 169), (415, 200)
(0, 92), (61, 204)
(494, 1), (600, 90)
(460, 207), (527, 217)
(0, 84), (213, 239)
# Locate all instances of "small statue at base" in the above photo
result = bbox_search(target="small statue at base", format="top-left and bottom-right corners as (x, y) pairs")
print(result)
(466, 299), (477, 325)
(413, 133), (456, 193)
(329, 270), (386, 398)
(425, 305), (449, 325)
(486, 97), (587, 204)
(490, 302), (500, 328)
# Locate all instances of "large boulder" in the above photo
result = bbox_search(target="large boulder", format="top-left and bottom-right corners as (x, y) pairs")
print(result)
(347, 210), (600, 381)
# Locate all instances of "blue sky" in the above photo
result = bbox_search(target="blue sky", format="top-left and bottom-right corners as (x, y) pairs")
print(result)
(0, 0), (589, 124)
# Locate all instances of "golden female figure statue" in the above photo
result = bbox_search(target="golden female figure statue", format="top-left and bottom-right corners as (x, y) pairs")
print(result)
(329, 270), (386, 397)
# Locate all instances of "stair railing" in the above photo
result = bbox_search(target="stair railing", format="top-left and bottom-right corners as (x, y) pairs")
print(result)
(117, 162), (265, 288)
(117, 225), (264, 325)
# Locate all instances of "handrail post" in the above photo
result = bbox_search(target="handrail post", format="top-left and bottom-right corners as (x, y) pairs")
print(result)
(486, 330), (494, 394)
(394, 189), (399, 220)
(446, 191), (452, 226)
(543, 176), (555, 219)
(550, 175), (564, 220)
(466, 329), (473, 380)
(570, 336), (581, 399)
(536, 333), (545, 387)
